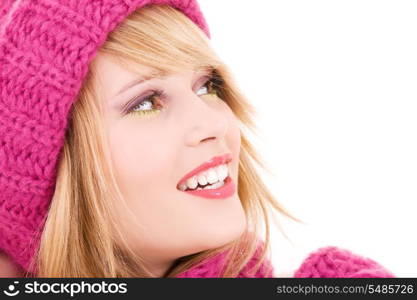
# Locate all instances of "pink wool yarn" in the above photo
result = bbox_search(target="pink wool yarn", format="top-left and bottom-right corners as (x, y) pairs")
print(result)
(293, 246), (395, 278)
(175, 245), (395, 278)
(176, 242), (274, 278)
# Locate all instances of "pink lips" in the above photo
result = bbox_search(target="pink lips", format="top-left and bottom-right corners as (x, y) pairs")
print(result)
(177, 153), (233, 188)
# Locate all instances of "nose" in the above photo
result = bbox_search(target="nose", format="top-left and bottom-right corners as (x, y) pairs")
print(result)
(182, 91), (229, 147)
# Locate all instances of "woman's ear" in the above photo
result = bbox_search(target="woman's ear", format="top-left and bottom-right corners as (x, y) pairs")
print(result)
(0, 251), (24, 278)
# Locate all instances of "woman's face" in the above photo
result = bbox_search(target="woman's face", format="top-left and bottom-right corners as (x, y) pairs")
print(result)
(93, 53), (246, 276)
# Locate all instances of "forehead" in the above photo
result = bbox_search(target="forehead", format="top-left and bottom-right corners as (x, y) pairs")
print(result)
(93, 53), (212, 87)
(94, 54), (160, 81)
(92, 54), (163, 99)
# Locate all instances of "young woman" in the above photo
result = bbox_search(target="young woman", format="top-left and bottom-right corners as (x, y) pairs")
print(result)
(0, 0), (394, 278)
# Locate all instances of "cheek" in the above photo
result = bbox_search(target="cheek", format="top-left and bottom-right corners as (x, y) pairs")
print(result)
(108, 125), (178, 244)
(108, 125), (173, 199)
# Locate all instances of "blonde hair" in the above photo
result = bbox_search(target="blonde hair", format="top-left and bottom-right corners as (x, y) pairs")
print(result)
(29, 4), (301, 277)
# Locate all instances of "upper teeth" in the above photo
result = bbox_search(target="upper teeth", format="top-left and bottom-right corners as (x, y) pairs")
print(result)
(178, 164), (229, 191)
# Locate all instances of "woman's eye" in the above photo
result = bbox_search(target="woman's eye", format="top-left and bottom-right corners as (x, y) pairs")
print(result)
(127, 89), (166, 117)
(197, 77), (219, 97)
(126, 76), (222, 117)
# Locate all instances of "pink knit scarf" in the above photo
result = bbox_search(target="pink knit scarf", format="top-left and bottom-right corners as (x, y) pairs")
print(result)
(175, 246), (395, 278)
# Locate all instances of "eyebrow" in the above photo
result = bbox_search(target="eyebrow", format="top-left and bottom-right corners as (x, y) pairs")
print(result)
(115, 66), (214, 97)
(116, 71), (167, 96)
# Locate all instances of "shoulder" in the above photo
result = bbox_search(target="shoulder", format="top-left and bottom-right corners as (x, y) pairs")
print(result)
(293, 246), (395, 278)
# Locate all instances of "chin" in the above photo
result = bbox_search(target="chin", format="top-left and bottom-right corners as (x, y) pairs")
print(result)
(196, 212), (247, 252)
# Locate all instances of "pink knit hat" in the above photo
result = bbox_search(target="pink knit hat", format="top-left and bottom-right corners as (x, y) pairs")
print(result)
(0, 0), (210, 274)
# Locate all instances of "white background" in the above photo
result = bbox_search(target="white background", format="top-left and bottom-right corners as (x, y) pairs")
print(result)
(199, 0), (417, 277)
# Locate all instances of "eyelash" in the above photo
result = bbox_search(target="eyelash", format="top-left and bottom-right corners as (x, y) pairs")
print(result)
(125, 75), (223, 117)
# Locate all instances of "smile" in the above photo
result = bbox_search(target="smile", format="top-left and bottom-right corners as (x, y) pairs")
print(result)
(179, 176), (236, 199)
(176, 153), (236, 199)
